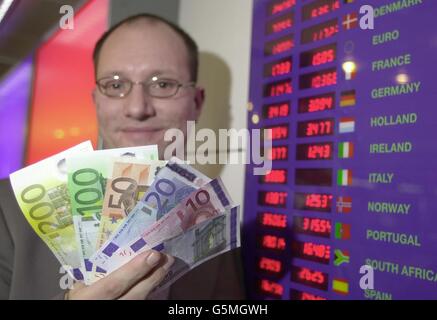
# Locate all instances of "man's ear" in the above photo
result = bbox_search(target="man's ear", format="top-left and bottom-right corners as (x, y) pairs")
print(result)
(194, 87), (205, 120)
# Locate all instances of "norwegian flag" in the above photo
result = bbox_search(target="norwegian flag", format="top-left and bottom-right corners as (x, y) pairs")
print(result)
(337, 196), (352, 213)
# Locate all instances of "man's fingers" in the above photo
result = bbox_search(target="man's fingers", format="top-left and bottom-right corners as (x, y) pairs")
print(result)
(72, 250), (163, 300)
(119, 254), (175, 300)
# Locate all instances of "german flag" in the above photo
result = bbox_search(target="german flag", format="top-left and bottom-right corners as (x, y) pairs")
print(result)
(340, 90), (356, 107)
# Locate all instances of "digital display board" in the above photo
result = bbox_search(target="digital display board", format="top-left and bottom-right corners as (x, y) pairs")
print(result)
(244, 0), (437, 300)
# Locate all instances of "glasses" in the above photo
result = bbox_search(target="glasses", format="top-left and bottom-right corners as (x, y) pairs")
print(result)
(96, 75), (196, 99)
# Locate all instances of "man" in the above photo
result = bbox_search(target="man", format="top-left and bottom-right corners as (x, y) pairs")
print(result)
(0, 13), (246, 300)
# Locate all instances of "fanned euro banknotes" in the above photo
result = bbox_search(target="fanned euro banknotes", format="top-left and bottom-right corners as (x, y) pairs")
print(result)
(90, 158), (211, 270)
(67, 145), (158, 283)
(9, 141), (241, 292)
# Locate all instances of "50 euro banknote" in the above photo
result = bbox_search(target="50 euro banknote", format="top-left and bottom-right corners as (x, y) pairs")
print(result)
(9, 141), (94, 281)
(96, 160), (167, 250)
(67, 145), (158, 282)
(94, 177), (233, 274)
(90, 158), (210, 272)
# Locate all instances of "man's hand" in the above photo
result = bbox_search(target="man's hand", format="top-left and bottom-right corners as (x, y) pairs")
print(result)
(66, 250), (174, 300)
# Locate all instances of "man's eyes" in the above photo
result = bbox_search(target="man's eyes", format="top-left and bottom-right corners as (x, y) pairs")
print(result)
(104, 81), (126, 89)
(155, 80), (177, 89)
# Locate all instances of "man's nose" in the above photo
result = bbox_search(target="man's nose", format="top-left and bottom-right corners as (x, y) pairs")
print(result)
(122, 83), (156, 119)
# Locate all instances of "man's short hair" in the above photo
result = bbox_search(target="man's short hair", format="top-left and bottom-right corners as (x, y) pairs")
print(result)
(93, 13), (199, 82)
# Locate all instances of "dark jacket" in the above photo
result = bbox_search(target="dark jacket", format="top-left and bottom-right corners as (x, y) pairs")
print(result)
(0, 178), (246, 300)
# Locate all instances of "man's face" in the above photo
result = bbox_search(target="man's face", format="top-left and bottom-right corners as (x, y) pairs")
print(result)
(93, 20), (203, 157)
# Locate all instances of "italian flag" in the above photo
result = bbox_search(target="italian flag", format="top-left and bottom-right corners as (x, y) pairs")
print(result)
(333, 278), (349, 295)
(338, 142), (354, 158)
(337, 169), (352, 186)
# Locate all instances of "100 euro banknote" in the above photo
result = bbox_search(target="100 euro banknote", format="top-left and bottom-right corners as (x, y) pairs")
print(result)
(9, 141), (93, 281)
(67, 145), (158, 282)
(90, 158), (210, 271)
(96, 177), (233, 273)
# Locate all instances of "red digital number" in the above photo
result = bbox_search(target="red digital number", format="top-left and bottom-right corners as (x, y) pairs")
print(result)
(308, 97), (333, 112)
(302, 242), (331, 260)
(306, 120), (332, 136)
(312, 24), (339, 42)
(298, 267), (326, 284)
(267, 103), (289, 119)
(260, 279), (283, 296)
(271, 61), (292, 76)
(259, 257), (282, 273)
(311, 5), (329, 18)
(307, 144), (332, 159)
(270, 82), (293, 96)
(301, 292), (327, 300)
(260, 213), (287, 228)
(269, 146), (288, 160)
(270, 126), (289, 140)
(312, 49), (335, 66)
(302, 218), (332, 234)
(272, 18), (293, 33)
(262, 235), (286, 250)
(264, 192), (287, 206)
(271, 0), (296, 15)
(263, 170), (287, 184)
(305, 194), (332, 209)
(311, 71), (337, 88)
(272, 39), (294, 55)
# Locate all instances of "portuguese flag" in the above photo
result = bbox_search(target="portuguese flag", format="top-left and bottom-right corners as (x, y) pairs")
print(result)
(335, 222), (351, 240)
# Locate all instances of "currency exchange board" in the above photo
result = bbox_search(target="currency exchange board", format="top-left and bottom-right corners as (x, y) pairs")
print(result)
(242, 0), (436, 300)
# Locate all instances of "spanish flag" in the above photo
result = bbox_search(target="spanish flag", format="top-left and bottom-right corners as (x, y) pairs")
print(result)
(333, 278), (349, 295)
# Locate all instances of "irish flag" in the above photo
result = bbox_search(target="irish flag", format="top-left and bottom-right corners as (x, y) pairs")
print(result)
(337, 169), (352, 186)
(338, 142), (354, 158)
